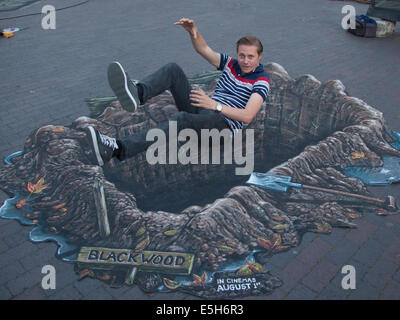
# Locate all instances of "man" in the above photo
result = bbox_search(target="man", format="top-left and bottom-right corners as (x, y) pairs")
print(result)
(85, 18), (270, 166)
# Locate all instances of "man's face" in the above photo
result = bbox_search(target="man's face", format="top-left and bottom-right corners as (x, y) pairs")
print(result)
(236, 44), (262, 75)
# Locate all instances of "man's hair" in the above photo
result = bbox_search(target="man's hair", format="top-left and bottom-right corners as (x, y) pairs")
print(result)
(236, 35), (263, 55)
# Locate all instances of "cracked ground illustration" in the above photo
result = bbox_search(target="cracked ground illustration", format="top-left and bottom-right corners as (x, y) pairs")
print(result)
(1, 63), (400, 299)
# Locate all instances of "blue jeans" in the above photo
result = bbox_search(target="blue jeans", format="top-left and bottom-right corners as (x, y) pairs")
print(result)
(118, 63), (229, 160)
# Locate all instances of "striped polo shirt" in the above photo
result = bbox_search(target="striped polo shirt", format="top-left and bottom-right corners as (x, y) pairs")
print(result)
(212, 53), (270, 135)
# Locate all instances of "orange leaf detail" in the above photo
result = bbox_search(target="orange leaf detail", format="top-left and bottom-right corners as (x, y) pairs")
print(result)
(272, 245), (290, 253)
(351, 152), (365, 159)
(188, 273), (206, 287)
(272, 234), (282, 248)
(52, 126), (65, 133)
(78, 269), (94, 280)
(377, 209), (388, 216)
(135, 235), (150, 251)
(52, 202), (67, 210)
(28, 178), (49, 194)
(201, 271), (207, 284)
(27, 182), (35, 193)
(15, 199), (27, 208)
(257, 238), (272, 251)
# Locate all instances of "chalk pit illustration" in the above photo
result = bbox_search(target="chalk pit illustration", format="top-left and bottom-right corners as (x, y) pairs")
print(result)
(1, 63), (399, 299)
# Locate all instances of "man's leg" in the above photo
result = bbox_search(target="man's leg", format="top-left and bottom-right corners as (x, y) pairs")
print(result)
(138, 62), (198, 114)
(108, 62), (141, 112)
(117, 110), (229, 160)
(108, 61), (197, 114)
(84, 110), (229, 165)
(87, 62), (225, 165)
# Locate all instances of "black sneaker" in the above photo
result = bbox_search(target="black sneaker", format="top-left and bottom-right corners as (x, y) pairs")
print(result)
(85, 126), (119, 166)
(107, 61), (140, 112)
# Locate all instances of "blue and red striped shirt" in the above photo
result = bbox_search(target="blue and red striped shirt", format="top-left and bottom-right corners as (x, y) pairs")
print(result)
(212, 53), (270, 135)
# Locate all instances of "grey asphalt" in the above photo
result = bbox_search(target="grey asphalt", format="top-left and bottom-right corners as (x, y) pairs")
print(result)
(0, 0), (400, 300)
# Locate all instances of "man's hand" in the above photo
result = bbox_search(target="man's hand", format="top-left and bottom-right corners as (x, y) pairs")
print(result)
(174, 17), (220, 68)
(174, 18), (198, 38)
(190, 90), (216, 110)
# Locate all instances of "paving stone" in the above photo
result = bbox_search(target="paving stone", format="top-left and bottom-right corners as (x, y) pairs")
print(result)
(370, 224), (397, 247)
(0, 285), (12, 300)
(364, 210), (389, 226)
(45, 261), (76, 290)
(3, 231), (30, 248)
(301, 259), (341, 293)
(35, 241), (55, 251)
(0, 260), (26, 285)
(73, 277), (103, 297)
(380, 281), (400, 300)
(317, 283), (349, 300)
(346, 259), (371, 282)
(0, 217), (13, 228)
(346, 280), (380, 300)
(242, 294), (268, 300)
(286, 284), (317, 300)
(298, 232), (318, 246)
(277, 258), (315, 292)
(265, 263), (280, 275)
(19, 246), (58, 271)
(6, 265), (43, 297)
(48, 284), (83, 300)
(393, 269), (400, 283)
(0, 238), (10, 254)
(0, 241), (39, 269)
(0, 220), (26, 238)
(345, 219), (378, 246)
(12, 283), (48, 300)
(103, 284), (138, 299)
(352, 239), (384, 266)
(118, 285), (154, 300)
(318, 227), (350, 246)
(381, 235), (400, 265)
(363, 258), (398, 291)
(385, 214), (400, 233)
(296, 237), (332, 266)
(80, 284), (114, 300)
(264, 287), (286, 300)
(325, 238), (359, 267)
(265, 248), (297, 270)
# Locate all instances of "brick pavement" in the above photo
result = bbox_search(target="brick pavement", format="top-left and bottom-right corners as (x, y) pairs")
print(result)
(1, 0), (400, 300)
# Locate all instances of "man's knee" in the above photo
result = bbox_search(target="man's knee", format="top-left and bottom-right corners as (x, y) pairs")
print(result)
(163, 62), (184, 75)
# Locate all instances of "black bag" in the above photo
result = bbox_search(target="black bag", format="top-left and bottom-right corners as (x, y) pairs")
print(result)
(348, 15), (377, 37)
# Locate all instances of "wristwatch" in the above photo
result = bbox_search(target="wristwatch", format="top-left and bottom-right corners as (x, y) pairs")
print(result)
(215, 102), (223, 113)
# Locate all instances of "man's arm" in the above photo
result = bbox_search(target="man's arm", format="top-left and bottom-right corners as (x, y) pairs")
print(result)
(189, 91), (265, 124)
(174, 18), (220, 68)
(219, 93), (264, 124)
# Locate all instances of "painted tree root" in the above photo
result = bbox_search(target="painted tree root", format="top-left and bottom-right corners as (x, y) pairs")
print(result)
(0, 62), (399, 298)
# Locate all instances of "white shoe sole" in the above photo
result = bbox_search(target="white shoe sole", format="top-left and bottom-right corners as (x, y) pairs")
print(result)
(88, 126), (104, 166)
(108, 61), (138, 112)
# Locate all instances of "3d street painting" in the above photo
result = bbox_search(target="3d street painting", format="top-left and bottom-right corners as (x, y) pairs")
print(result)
(1, 63), (400, 299)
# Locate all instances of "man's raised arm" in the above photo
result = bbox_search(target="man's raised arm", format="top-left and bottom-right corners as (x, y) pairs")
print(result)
(174, 18), (220, 68)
